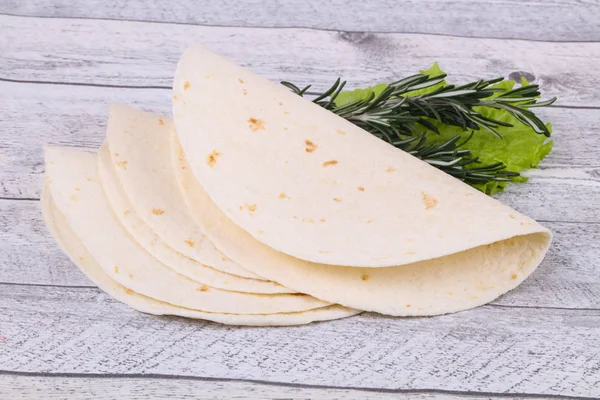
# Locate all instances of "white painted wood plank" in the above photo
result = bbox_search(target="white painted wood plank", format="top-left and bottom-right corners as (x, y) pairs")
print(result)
(1, 199), (599, 309)
(1, 0), (597, 42)
(0, 373), (532, 400)
(1, 15), (599, 106)
(1, 284), (598, 397)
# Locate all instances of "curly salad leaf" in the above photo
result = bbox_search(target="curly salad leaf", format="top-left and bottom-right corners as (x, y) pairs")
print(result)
(335, 63), (553, 195)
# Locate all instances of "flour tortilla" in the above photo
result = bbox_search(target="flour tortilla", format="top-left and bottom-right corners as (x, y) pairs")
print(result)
(106, 104), (261, 280)
(44, 146), (328, 314)
(170, 128), (551, 316)
(41, 185), (359, 326)
(97, 142), (292, 294)
(173, 45), (551, 267)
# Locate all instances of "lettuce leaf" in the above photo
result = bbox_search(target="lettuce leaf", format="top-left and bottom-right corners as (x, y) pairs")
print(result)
(333, 64), (553, 195)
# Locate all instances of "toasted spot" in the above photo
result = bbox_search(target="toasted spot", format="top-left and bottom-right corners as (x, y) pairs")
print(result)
(366, 219), (374, 223)
(245, 203), (257, 213)
(206, 150), (221, 167)
(123, 210), (130, 216)
(221, 256), (230, 262)
(520, 221), (533, 226)
(125, 288), (133, 295)
(152, 208), (165, 215)
(79, 257), (85, 261)
(421, 192), (438, 210)
(333, 197), (342, 202)
(357, 186), (365, 192)
(173, 95), (178, 101)
(114, 266), (119, 274)
(278, 192), (290, 200)
(238, 78), (244, 83)
(239, 206), (243, 211)
(323, 160), (338, 167)
(257, 230), (265, 235)
(242, 89), (248, 96)
(184, 239), (196, 248)
(203, 75), (211, 79)
(509, 214), (516, 219)
(149, 241), (156, 247)
(386, 166), (395, 173)
(336, 129), (346, 135)
(197, 285), (210, 292)
(406, 304), (412, 308)
(283, 110), (289, 115)
(361, 274), (369, 281)
(471, 296), (479, 300)
(279, 102), (283, 106)
(448, 292), (454, 296)
(115, 160), (128, 170)
(128, 274), (134, 279)
(113, 153), (120, 157)
(418, 307), (424, 311)
(75, 187), (80, 191)
(183, 81), (191, 91)
(283, 127), (288, 131)
(69, 194), (78, 201)
(292, 216), (299, 219)
(305, 140), (318, 153)
(302, 217), (314, 223)
(511, 273), (518, 280)
(319, 218), (326, 222)
(158, 118), (165, 126)
(248, 117), (266, 132)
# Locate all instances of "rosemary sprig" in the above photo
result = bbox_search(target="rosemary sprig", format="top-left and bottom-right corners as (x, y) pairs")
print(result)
(281, 73), (555, 186)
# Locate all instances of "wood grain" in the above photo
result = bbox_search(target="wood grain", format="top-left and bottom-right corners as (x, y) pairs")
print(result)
(1, 0), (598, 42)
(1, 373), (555, 400)
(1, 284), (598, 397)
(2, 198), (599, 309)
(1, 15), (599, 106)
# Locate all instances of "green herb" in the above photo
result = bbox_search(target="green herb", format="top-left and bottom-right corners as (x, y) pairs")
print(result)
(281, 63), (555, 195)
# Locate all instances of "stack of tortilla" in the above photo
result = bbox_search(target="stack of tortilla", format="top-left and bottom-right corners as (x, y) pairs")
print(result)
(42, 45), (552, 326)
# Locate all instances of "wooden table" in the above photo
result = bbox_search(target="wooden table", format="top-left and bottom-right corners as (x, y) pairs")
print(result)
(1, 1), (599, 398)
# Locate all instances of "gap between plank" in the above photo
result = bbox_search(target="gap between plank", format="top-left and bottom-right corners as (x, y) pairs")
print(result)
(0, 12), (598, 44)
(0, 77), (597, 110)
(0, 370), (592, 399)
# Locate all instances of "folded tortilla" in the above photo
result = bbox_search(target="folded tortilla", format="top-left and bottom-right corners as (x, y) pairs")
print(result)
(41, 184), (359, 326)
(105, 105), (261, 280)
(172, 45), (552, 269)
(44, 146), (329, 314)
(97, 141), (292, 294)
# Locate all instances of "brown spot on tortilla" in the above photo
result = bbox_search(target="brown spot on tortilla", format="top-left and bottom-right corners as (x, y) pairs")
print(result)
(509, 214), (516, 219)
(128, 274), (133, 279)
(386, 166), (395, 173)
(361, 274), (369, 281)
(520, 221), (533, 226)
(206, 150), (221, 167)
(114, 265), (119, 274)
(184, 239), (196, 248)
(173, 95), (178, 101)
(292, 216), (299, 219)
(319, 218), (326, 222)
(242, 89), (248, 96)
(123, 210), (130, 216)
(448, 292), (454, 296)
(86, 177), (95, 182)
(305, 140), (318, 153)
(366, 219), (374, 223)
(239, 206), (243, 211)
(125, 288), (133, 295)
(115, 160), (128, 170)
(197, 285), (210, 292)
(421, 192), (438, 210)
(279, 102), (283, 106)
(357, 186), (365, 192)
(471, 296), (479, 300)
(302, 217), (314, 223)
(203, 75), (211, 79)
(238, 78), (245, 83)
(69, 194), (78, 201)
(406, 304), (412, 308)
(511, 273), (518, 280)
(283, 110), (289, 115)
(333, 197), (342, 202)
(248, 117), (265, 132)
(149, 241), (156, 247)
(152, 208), (165, 215)
(114, 153), (119, 157)
(245, 203), (257, 213)
(158, 118), (165, 126)
(418, 307), (424, 311)
(283, 127), (288, 131)
(75, 187), (80, 191)
(278, 192), (290, 199)
(257, 230), (264, 235)
(323, 160), (338, 167)
(221, 256), (230, 262)
(336, 129), (346, 135)
(79, 257), (85, 261)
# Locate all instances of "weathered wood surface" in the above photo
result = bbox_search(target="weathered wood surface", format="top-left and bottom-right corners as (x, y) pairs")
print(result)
(1, 0), (598, 42)
(2, 15), (600, 106)
(1, 284), (599, 398)
(2, 2), (600, 399)
(0, 373), (569, 400)
(2, 199), (599, 309)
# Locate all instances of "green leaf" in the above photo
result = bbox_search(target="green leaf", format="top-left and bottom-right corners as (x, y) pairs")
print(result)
(334, 83), (388, 107)
(403, 62), (448, 97)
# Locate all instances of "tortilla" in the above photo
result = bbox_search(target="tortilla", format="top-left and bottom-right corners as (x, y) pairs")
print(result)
(97, 142), (292, 294)
(172, 45), (551, 268)
(44, 146), (329, 314)
(170, 126), (551, 316)
(106, 104), (261, 280)
(41, 184), (359, 326)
